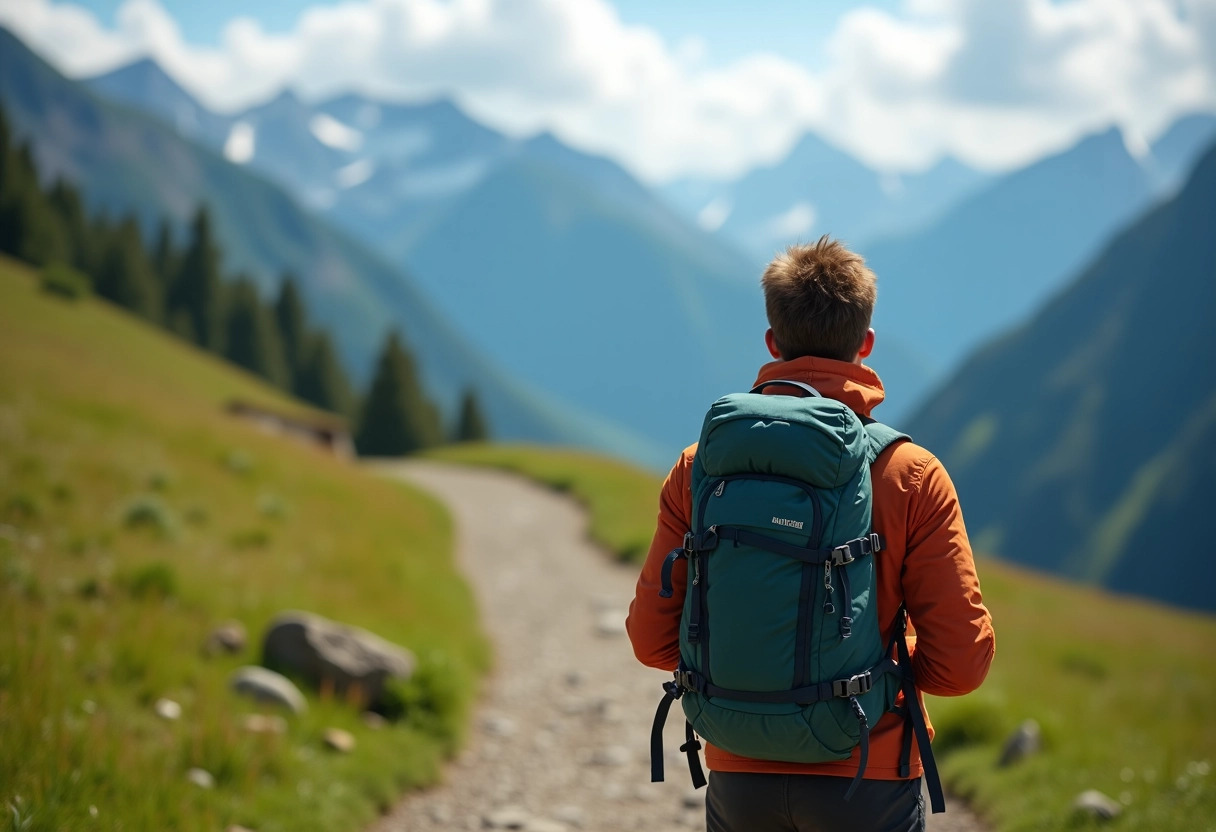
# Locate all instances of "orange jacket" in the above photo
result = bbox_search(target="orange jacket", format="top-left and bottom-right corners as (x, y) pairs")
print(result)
(626, 356), (995, 779)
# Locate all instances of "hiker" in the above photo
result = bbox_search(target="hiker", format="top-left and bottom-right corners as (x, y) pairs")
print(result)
(626, 236), (995, 832)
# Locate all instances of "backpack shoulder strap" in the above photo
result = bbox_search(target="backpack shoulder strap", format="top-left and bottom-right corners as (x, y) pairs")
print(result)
(862, 419), (910, 466)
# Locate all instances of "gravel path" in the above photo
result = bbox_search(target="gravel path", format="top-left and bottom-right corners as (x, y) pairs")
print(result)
(371, 461), (987, 832)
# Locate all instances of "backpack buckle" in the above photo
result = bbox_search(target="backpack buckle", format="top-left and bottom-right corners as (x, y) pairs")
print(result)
(831, 544), (855, 566)
(832, 672), (873, 698)
(683, 532), (696, 554)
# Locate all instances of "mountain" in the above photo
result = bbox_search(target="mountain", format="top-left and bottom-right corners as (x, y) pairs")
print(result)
(906, 140), (1216, 611)
(87, 54), (771, 452)
(861, 126), (1163, 418)
(401, 148), (768, 447)
(0, 27), (664, 464)
(1145, 112), (1216, 193)
(661, 131), (991, 262)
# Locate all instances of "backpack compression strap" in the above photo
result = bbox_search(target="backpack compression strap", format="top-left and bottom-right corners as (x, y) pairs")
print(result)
(892, 606), (946, 814)
(650, 680), (707, 788)
(749, 379), (822, 397)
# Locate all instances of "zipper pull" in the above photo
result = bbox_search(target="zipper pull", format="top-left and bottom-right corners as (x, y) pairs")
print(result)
(823, 562), (835, 614)
(714, 481), (725, 497)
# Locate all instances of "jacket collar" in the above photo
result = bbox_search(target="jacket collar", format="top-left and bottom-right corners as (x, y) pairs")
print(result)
(752, 356), (886, 419)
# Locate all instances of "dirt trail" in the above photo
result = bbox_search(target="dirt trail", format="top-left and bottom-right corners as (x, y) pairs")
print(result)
(371, 461), (986, 832)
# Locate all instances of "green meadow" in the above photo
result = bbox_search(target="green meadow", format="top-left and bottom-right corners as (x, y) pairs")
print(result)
(430, 443), (1216, 831)
(0, 255), (489, 831)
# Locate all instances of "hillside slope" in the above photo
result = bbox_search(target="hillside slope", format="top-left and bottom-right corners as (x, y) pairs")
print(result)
(0, 27), (662, 465)
(907, 142), (1216, 610)
(0, 254), (488, 830)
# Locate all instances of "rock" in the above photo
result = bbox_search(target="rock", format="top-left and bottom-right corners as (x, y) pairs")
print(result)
(262, 611), (414, 708)
(483, 805), (530, 828)
(226, 827), (255, 832)
(595, 611), (627, 637)
(205, 620), (248, 655)
(998, 719), (1041, 767)
(323, 727), (356, 753)
(682, 789), (706, 809)
(362, 711), (388, 730)
(428, 804), (453, 824)
(589, 745), (631, 766)
(526, 820), (567, 832)
(484, 714), (518, 737)
(1074, 789), (1122, 820)
(243, 713), (287, 735)
(154, 698), (182, 720)
(229, 666), (307, 714)
(552, 805), (585, 828)
(186, 767), (215, 789)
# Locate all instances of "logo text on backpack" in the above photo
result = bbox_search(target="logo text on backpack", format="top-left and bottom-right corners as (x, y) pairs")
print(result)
(771, 516), (804, 530)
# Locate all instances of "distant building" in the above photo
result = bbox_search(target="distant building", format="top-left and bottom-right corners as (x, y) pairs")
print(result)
(226, 400), (354, 459)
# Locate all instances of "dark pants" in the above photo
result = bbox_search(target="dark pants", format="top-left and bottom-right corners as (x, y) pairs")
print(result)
(706, 772), (925, 832)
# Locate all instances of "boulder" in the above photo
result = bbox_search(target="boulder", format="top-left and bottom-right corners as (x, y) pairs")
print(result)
(1073, 789), (1122, 820)
(262, 611), (414, 708)
(323, 727), (356, 753)
(230, 666), (307, 714)
(998, 718), (1041, 767)
(205, 620), (248, 655)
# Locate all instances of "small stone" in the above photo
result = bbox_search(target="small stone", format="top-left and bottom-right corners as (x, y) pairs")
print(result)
(205, 620), (247, 655)
(484, 805), (530, 828)
(526, 820), (566, 832)
(154, 698), (182, 721)
(88, 805), (98, 819)
(323, 727), (356, 753)
(428, 804), (453, 824)
(230, 666), (307, 714)
(243, 714), (287, 735)
(593, 698), (624, 724)
(682, 789), (706, 809)
(226, 827), (256, 832)
(589, 746), (631, 766)
(186, 767), (215, 789)
(484, 714), (518, 737)
(362, 711), (388, 730)
(552, 805), (585, 828)
(565, 670), (587, 688)
(595, 611), (627, 637)
(1074, 789), (1122, 820)
(998, 719), (1040, 767)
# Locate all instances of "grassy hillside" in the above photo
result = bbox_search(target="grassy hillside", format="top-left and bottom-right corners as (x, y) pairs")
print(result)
(434, 443), (1216, 831)
(0, 255), (488, 831)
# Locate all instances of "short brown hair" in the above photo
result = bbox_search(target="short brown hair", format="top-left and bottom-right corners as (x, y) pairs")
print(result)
(760, 235), (877, 361)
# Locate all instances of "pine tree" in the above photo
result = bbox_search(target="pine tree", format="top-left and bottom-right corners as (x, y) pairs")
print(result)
(295, 331), (354, 416)
(223, 276), (289, 388)
(47, 178), (93, 273)
(453, 389), (491, 442)
(274, 273), (308, 386)
(94, 216), (161, 320)
(0, 142), (67, 266)
(151, 219), (178, 296)
(171, 206), (226, 353)
(355, 330), (442, 456)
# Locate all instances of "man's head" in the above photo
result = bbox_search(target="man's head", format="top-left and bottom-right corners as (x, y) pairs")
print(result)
(760, 235), (877, 363)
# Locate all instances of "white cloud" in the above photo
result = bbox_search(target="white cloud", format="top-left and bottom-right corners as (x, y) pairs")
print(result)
(335, 158), (375, 188)
(1, 0), (1214, 181)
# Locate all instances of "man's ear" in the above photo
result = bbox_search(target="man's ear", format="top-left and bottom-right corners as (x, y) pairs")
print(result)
(856, 328), (875, 361)
(765, 328), (783, 359)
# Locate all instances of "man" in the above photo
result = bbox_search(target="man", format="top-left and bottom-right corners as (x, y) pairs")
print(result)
(626, 236), (995, 832)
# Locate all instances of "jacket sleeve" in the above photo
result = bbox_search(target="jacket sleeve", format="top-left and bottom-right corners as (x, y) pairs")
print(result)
(626, 447), (695, 671)
(902, 456), (995, 696)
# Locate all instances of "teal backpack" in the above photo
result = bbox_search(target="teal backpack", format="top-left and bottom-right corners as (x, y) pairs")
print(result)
(649, 380), (944, 813)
